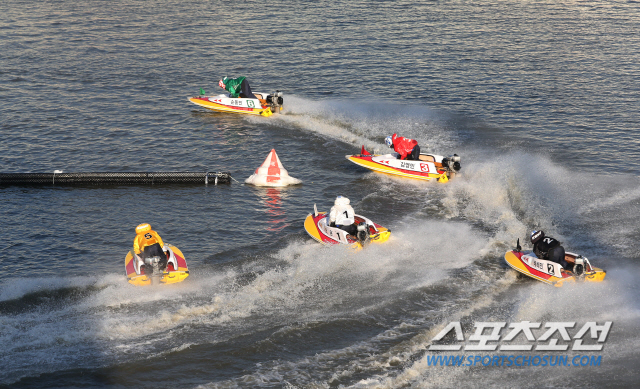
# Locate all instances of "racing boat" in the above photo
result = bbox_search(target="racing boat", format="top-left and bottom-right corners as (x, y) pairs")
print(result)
(346, 146), (461, 182)
(504, 239), (606, 287)
(125, 244), (189, 286)
(189, 89), (284, 117)
(304, 204), (391, 248)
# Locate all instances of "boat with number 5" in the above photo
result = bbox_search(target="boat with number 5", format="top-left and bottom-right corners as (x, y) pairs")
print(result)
(125, 244), (189, 286)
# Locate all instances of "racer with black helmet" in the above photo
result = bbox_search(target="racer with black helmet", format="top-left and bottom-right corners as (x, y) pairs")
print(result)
(530, 230), (569, 270)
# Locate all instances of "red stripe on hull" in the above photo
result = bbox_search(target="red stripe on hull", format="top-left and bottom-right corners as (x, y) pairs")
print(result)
(352, 156), (442, 177)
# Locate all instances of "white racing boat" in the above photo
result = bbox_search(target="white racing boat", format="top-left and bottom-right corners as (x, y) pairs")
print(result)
(189, 89), (284, 117)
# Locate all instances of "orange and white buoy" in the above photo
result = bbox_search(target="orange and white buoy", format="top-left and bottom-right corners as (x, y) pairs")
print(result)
(245, 149), (302, 187)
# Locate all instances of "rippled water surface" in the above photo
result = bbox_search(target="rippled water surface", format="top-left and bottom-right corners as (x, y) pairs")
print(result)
(1, 1), (639, 388)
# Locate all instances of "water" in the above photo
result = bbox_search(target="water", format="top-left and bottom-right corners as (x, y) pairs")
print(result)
(1, 0), (639, 387)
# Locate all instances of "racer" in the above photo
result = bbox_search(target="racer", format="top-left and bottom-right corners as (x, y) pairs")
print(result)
(328, 196), (358, 236)
(218, 76), (257, 99)
(133, 223), (168, 273)
(385, 133), (422, 161)
(530, 230), (570, 271)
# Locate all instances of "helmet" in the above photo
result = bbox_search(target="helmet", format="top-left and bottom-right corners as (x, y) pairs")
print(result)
(530, 230), (544, 244)
(384, 136), (393, 148)
(335, 196), (350, 206)
(136, 223), (152, 235)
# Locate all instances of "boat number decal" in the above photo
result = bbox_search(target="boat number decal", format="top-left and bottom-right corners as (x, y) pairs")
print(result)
(531, 258), (544, 271)
(420, 163), (429, 172)
(247, 100), (255, 108)
(530, 257), (555, 275)
(400, 161), (415, 170)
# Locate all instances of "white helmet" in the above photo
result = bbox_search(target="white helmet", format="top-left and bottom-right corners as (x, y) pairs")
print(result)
(335, 196), (350, 206)
(384, 136), (393, 148)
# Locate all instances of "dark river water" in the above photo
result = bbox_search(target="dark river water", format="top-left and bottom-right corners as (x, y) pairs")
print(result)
(1, 1), (639, 388)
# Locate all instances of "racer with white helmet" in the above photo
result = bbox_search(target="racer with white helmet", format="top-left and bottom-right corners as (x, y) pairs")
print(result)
(328, 196), (357, 236)
(219, 76), (257, 99)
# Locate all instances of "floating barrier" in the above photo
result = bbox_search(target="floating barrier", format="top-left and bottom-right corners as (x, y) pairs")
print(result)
(0, 172), (232, 187)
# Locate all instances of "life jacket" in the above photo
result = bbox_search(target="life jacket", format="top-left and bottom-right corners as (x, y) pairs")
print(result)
(391, 133), (418, 160)
(133, 230), (164, 255)
(329, 197), (355, 226)
(533, 237), (560, 260)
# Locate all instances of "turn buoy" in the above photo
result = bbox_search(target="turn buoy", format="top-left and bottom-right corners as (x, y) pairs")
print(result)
(245, 149), (302, 187)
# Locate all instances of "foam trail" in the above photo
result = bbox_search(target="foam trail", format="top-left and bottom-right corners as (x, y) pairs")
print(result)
(251, 95), (462, 154)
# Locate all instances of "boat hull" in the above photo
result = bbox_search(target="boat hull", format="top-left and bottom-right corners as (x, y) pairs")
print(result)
(346, 154), (449, 182)
(504, 250), (606, 287)
(189, 93), (277, 117)
(125, 245), (189, 286)
(304, 211), (391, 248)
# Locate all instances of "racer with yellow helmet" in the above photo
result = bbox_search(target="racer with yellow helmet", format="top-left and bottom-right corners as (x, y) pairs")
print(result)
(133, 223), (168, 273)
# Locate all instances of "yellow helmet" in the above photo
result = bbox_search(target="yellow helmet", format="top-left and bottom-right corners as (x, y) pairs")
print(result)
(135, 223), (152, 234)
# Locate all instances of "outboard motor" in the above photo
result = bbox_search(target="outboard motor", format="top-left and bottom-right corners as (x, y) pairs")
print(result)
(441, 154), (461, 178)
(356, 222), (370, 245)
(573, 256), (585, 279)
(144, 255), (167, 284)
(266, 91), (284, 113)
(144, 256), (162, 274)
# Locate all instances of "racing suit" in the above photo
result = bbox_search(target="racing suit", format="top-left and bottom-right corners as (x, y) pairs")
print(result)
(391, 133), (420, 160)
(533, 236), (568, 269)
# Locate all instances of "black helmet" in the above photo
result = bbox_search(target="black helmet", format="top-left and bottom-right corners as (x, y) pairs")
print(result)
(530, 230), (545, 244)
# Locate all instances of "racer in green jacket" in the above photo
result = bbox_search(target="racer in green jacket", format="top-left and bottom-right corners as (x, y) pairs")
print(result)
(218, 76), (257, 99)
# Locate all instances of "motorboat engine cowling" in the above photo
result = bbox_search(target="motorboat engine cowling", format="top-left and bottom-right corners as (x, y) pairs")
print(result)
(357, 222), (370, 243)
(144, 255), (167, 276)
(266, 91), (284, 113)
(573, 256), (585, 278)
(441, 154), (461, 172)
